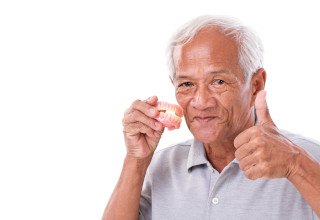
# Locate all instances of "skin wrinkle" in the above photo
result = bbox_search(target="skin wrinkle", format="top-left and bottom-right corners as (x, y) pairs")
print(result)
(172, 28), (258, 169)
(220, 79), (250, 131)
(175, 71), (245, 132)
(232, 95), (255, 135)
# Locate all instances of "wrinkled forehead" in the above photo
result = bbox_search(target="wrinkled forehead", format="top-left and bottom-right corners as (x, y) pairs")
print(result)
(173, 28), (240, 73)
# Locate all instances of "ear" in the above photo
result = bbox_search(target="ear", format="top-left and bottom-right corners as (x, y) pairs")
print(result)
(250, 68), (267, 107)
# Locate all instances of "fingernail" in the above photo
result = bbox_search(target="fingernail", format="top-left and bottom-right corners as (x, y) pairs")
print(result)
(146, 96), (154, 103)
(149, 108), (157, 116)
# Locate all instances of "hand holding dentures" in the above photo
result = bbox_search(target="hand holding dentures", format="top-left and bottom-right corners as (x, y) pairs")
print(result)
(122, 96), (183, 158)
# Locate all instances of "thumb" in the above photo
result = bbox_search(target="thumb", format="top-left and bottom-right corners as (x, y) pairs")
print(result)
(255, 90), (274, 126)
(145, 96), (158, 105)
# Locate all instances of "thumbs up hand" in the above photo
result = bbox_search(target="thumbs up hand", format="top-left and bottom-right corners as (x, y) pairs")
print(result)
(234, 90), (300, 180)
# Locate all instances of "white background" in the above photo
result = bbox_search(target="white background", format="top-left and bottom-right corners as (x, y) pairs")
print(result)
(1, 0), (320, 219)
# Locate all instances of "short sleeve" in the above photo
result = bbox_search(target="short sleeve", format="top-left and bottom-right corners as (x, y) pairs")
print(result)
(139, 170), (152, 220)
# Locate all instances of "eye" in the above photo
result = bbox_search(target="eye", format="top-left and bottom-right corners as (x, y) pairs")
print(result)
(178, 82), (194, 87)
(214, 79), (225, 86)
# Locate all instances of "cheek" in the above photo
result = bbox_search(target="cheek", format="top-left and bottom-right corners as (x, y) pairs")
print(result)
(228, 94), (252, 124)
(175, 92), (194, 123)
(219, 91), (250, 120)
(175, 92), (190, 109)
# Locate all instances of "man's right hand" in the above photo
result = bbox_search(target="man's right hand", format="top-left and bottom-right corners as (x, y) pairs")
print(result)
(122, 96), (164, 159)
(102, 96), (164, 220)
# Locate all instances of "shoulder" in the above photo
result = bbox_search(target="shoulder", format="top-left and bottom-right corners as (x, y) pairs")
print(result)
(154, 139), (193, 159)
(280, 129), (320, 161)
(148, 139), (193, 174)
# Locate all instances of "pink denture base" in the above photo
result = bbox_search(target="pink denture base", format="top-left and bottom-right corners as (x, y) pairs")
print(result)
(155, 101), (184, 130)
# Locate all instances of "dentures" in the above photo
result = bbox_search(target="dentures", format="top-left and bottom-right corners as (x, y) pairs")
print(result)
(155, 101), (184, 130)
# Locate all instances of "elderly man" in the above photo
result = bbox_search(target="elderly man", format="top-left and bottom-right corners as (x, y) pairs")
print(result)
(103, 15), (320, 219)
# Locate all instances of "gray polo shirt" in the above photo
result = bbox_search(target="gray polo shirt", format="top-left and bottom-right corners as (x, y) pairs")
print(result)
(139, 130), (320, 220)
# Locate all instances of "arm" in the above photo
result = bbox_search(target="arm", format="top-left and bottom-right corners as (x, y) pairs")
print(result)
(234, 90), (320, 218)
(288, 147), (320, 218)
(102, 96), (164, 220)
(102, 156), (151, 220)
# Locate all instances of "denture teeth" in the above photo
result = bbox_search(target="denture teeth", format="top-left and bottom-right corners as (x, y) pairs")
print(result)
(156, 101), (184, 117)
(155, 101), (183, 130)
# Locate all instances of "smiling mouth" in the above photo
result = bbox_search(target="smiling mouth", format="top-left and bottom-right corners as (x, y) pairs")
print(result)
(192, 116), (218, 123)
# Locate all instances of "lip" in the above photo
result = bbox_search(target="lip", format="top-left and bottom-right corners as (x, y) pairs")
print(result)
(192, 116), (218, 123)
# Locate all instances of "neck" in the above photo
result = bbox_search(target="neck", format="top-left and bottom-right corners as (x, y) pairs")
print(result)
(204, 110), (255, 173)
(204, 140), (236, 173)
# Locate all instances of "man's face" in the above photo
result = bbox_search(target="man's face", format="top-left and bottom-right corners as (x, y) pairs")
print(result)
(173, 28), (254, 144)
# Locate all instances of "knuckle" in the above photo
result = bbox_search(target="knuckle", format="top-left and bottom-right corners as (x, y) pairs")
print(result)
(133, 99), (141, 105)
(252, 126), (259, 134)
(123, 108), (133, 120)
(150, 119), (158, 129)
(124, 107), (131, 115)
(239, 161), (246, 170)
(261, 162), (271, 175)
(122, 111), (133, 125)
(254, 148), (262, 157)
(253, 137), (266, 148)
(235, 150), (240, 159)
(136, 122), (145, 130)
(259, 150), (268, 161)
(131, 99), (142, 109)
(259, 138), (267, 146)
(123, 119), (129, 127)
(248, 170), (259, 180)
(234, 137), (240, 147)
(254, 126), (264, 137)
(123, 109), (130, 118)
(245, 171), (254, 180)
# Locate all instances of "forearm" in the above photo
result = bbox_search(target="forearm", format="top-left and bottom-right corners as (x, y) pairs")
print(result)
(102, 155), (152, 220)
(288, 147), (320, 218)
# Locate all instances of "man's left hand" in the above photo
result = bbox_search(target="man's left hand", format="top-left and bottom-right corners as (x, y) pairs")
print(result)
(234, 90), (300, 180)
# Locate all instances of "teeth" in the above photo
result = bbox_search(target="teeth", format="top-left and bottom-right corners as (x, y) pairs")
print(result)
(156, 101), (184, 117)
(165, 109), (176, 115)
(155, 102), (183, 130)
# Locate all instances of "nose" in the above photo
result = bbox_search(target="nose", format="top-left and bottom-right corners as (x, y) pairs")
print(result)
(190, 85), (217, 110)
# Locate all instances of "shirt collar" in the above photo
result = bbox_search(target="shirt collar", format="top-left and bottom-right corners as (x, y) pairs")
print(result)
(187, 139), (239, 171)
(187, 139), (208, 171)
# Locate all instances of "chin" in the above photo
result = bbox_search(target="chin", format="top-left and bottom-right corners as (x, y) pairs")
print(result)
(190, 127), (221, 144)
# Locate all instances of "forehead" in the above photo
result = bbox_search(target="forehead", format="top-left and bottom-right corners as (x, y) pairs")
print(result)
(173, 27), (240, 74)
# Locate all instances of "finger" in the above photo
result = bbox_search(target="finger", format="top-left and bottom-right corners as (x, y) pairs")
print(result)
(255, 90), (274, 126)
(128, 98), (159, 118)
(123, 110), (163, 131)
(234, 126), (258, 149)
(144, 96), (158, 105)
(235, 142), (257, 160)
(238, 153), (258, 171)
(243, 164), (264, 180)
(123, 122), (157, 138)
(153, 129), (164, 138)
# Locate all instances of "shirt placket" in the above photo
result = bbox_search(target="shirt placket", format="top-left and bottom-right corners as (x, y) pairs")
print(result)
(206, 163), (236, 219)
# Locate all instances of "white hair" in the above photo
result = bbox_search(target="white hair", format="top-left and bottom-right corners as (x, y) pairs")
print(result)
(167, 15), (264, 81)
